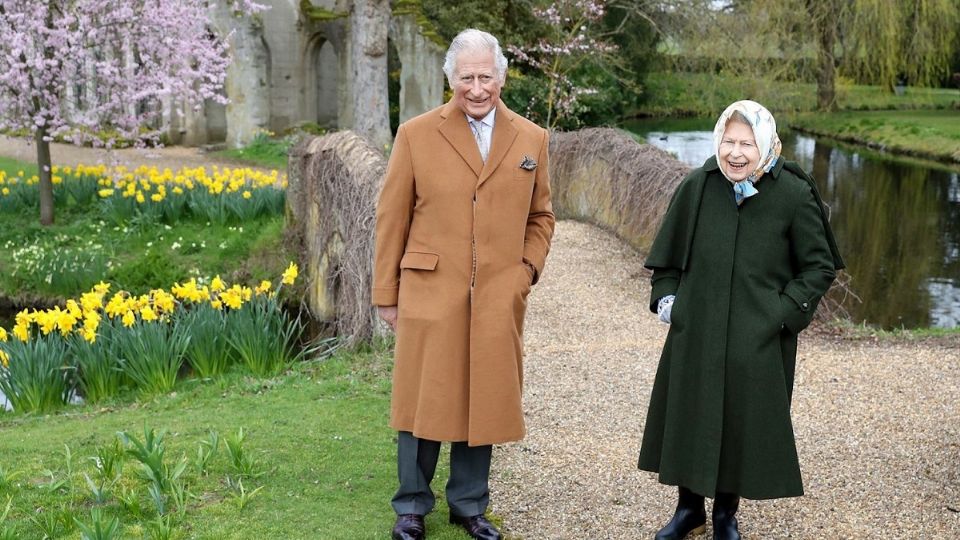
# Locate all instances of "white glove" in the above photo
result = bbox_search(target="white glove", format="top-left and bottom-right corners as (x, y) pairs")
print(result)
(657, 295), (675, 324)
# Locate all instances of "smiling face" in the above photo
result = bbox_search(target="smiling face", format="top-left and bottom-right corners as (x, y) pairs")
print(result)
(718, 120), (761, 182)
(451, 49), (502, 120)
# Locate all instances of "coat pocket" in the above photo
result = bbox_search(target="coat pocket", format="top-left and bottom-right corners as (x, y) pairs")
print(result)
(399, 252), (439, 271)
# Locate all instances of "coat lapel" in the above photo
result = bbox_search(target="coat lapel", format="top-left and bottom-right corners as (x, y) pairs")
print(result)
(438, 100), (483, 178)
(478, 101), (518, 188)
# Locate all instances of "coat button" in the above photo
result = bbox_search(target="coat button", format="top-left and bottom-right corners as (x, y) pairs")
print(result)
(802, 302), (809, 310)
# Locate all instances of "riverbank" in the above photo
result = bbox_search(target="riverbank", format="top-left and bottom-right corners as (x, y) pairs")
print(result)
(786, 110), (960, 165)
(636, 72), (959, 117)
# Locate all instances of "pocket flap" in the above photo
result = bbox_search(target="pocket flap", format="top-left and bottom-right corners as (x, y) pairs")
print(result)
(400, 252), (439, 270)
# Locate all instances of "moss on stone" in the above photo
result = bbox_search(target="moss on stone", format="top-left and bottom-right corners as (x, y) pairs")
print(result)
(392, 0), (446, 48)
(299, 0), (347, 22)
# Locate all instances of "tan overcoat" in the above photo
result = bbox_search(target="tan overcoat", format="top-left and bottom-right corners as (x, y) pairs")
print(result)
(372, 99), (554, 446)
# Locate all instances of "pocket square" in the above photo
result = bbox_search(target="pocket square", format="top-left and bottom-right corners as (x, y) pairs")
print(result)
(519, 155), (537, 171)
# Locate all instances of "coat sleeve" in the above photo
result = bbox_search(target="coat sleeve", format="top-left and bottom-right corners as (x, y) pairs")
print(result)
(521, 128), (555, 285)
(780, 185), (838, 333)
(644, 169), (705, 313)
(372, 125), (415, 306)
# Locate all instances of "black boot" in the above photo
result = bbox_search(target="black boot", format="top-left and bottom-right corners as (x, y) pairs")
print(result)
(712, 492), (741, 540)
(655, 486), (706, 539)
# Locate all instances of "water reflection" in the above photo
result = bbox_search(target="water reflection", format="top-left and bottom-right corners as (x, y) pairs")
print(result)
(632, 120), (960, 329)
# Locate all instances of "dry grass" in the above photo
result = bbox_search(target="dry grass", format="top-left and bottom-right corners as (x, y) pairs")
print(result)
(287, 132), (386, 344)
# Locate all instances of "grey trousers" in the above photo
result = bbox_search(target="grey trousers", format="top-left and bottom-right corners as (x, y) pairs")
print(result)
(391, 431), (492, 517)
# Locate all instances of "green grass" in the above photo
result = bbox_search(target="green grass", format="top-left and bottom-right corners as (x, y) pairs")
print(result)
(0, 208), (289, 303)
(785, 110), (960, 163)
(0, 156), (38, 178)
(637, 72), (960, 117)
(830, 318), (960, 341)
(214, 135), (293, 171)
(0, 345), (489, 539)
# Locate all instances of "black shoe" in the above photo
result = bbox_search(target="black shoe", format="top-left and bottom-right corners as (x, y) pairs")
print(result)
(392, 513), (425, 540)
(449, 513), (502, 540)
(712, 492), (741, 540)
(655, 486), (706, 539)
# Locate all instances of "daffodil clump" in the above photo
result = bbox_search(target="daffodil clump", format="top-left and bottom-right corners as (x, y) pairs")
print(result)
(0, 263), (302, 413)
(0, 164), (287, 224)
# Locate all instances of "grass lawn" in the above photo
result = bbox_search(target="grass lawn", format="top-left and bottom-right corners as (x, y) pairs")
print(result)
(213, 138), (292, 171)
(0, 345), (486, 539)
(0, 156), (38, 179)
(785, 109), (960, 163)
(637, 72), (960, 117)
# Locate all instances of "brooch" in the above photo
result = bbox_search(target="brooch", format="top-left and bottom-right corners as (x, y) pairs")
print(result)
(519, 155), (537, 171)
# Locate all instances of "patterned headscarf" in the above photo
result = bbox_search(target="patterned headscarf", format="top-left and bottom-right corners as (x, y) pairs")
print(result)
(712, 100), (782, 205)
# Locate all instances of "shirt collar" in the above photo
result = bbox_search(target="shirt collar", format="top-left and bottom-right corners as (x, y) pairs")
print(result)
(466, 107), (496, 128)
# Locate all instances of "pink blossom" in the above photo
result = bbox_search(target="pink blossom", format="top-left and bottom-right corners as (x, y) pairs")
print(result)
(0, 0), (265, 147)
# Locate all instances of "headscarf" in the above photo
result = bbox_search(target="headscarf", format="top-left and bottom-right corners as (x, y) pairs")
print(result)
(712, 100), (782, 205)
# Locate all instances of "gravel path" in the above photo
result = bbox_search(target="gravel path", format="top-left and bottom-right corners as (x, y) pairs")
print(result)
(492, 220), (960, 539)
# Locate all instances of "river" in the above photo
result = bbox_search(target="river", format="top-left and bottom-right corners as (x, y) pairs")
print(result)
(626, 118), (960, 330)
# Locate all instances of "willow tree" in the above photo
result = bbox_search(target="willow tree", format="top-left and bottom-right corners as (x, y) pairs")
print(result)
(669, 0), (959, 112)
(809, 0), (960, 110)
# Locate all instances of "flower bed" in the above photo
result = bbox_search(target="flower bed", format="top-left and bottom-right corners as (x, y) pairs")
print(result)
(0, 263), (305, 413)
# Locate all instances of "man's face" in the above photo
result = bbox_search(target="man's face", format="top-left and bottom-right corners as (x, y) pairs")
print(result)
(452, 49), (502, 120)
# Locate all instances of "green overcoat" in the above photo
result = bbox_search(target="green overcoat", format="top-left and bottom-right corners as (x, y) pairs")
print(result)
(638, 156), (844, 500)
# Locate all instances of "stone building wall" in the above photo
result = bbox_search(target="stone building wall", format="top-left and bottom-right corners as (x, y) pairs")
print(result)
(166, 0), (444, 149)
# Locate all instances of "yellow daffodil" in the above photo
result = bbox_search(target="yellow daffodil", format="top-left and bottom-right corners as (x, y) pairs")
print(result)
(15, 309), (32, 327)
(0, 327), (7, 342)
(121, 310), (136, 327)
(105, 293), (128, 318)
(152, 290), (176, 313)
(1, 188), (9, 196)
(211, 299), (223, 310)
(65, 300), (82, 319)
(242, 190), (252, 199)
(135, 191), (145, 204)
(140, 305), (157, 322)
(281, 262), (298, 285)
(80, 291), (104, 312)
(255, 280), (272, 295)
(36, 310), (57, 335)
(13, 323), (29, 342)
(81, 327), (97, 344)
(98, 188), (114, 198)
(211, 275), (226, 292)
(220, 288), (243, 310)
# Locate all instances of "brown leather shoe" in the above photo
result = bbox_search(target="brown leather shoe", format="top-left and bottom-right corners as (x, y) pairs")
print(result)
(449, 513), (502, 540)
(392, 513), (425, 540)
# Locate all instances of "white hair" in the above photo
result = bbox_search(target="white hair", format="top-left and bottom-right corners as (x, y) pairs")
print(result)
(442, 29), (508, 88)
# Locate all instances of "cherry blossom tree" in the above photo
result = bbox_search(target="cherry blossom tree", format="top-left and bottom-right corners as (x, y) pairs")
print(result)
(507, 0), (617, 129)
(0, 0), (265, 225)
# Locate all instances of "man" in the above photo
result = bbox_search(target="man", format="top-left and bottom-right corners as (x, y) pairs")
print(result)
(372, 28), (554, 540)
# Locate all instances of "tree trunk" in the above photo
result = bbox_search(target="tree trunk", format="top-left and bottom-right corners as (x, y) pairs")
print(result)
(351, 0), (391, 151)
(36, 127), (54, 226)
(815, 3), (838, 112)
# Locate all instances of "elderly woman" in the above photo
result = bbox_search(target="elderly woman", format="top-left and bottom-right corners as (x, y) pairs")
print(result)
(638, 100), (844, 539)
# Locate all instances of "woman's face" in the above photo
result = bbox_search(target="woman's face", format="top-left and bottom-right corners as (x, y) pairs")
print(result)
(718, 120), (761, 182)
